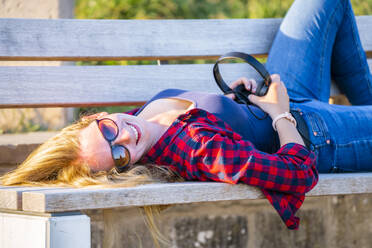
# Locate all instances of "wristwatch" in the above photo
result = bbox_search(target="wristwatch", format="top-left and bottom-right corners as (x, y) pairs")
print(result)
(272, 112), (297, 131)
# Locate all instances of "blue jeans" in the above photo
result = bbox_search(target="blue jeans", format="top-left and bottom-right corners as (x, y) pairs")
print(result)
(266, 0), (372, 173)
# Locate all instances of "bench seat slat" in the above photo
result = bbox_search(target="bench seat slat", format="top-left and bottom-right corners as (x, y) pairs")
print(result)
(0, 60), (371, 108)
(12, 173), (372, 213)
(0, 186), (63, 210)
(0, 16), (371, 61)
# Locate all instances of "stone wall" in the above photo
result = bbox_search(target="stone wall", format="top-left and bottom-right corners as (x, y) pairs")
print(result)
(0, 0), (75, 133)
(84, 194), (372, 248)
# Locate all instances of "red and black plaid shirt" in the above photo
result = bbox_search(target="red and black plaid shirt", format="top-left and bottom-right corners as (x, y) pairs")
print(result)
(133, 108), (318, 229)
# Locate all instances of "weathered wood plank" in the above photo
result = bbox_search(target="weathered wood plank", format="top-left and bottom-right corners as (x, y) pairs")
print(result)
(0, 186), (62, 210)
(0, 16), (371, 61)
(21, 182), (263, 213)
(20, 173), (372, 213)
(0, 63), (261, 108)
(1, 60), (370, 108)
(0, 186), (22, 210)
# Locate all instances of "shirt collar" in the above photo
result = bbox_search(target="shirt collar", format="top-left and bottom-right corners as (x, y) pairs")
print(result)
(139, 108), (205, 164)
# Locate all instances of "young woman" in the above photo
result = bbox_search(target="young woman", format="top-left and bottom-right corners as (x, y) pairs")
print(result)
(1, 0), (371, 232)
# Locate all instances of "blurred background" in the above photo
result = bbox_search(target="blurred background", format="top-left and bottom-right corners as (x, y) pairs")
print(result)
(76, 0), (372, 19)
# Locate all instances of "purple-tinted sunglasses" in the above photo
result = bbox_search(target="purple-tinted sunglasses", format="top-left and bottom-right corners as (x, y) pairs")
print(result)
(96, 118), (131, 173)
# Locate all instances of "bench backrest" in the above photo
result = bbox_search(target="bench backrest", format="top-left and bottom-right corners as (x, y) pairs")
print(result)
(1, 17), (372, 109)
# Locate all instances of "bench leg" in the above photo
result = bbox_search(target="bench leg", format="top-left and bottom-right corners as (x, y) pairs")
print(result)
(0, 211), (90, 248)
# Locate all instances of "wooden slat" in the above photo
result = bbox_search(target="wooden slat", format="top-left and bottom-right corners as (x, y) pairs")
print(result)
(0, 16), (371, 61)
(0, 63), (247, 108)
(0, 18), (280, 61)
(21, 183), (262, 213)
(0, 186), (22, 210)
(1, 60), (371, 108)
(19, 173), (372, 213)
(0, 186), (62, 210)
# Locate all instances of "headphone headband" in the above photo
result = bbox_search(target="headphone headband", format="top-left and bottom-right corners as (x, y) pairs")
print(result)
(213, 52), (271, 95)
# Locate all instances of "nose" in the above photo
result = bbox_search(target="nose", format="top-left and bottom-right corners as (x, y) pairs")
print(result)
(113, 125), (132, 145)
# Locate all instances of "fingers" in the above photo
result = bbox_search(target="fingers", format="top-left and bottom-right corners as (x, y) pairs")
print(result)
(248, 94), (259, 104)
(225, 74), (286, 100)
(82, 112), (108, 121)
(225, 77), (257, 100)
(270, 74), (280, 83)
(230, 77), (257, 93)
(224, 92), (235, 100)
(96, 112), (109, 118)
(268, 74), (287, 91)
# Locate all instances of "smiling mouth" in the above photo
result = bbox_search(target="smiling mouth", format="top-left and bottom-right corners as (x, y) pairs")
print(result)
(127, 122), (141, 145)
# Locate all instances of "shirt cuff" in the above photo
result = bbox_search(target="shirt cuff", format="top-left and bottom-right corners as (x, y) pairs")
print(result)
(277, 142), (316, 166)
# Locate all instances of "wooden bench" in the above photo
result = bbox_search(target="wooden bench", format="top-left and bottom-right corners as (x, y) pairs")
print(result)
(0, 16), (372, 248)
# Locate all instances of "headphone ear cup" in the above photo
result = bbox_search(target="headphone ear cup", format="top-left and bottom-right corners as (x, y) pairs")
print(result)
(256, 80), (268, 96)
(260, 84), (269, 96)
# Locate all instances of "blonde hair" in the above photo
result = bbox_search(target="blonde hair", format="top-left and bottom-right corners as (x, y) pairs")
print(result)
(0, 117), (182, 247)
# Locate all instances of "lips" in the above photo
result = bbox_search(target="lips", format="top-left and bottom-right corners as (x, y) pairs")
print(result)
(126, 122), (141, 145)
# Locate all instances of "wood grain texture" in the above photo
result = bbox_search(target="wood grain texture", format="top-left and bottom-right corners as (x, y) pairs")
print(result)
(0, 186), (58, 210)
(1, 60), (371, 108)
(0, 17), (371, 61)
(0, 186), (22, 210)
(0, 63), (261, 107)
(0, 18), (279, 61)
(17, 173), (372, 213)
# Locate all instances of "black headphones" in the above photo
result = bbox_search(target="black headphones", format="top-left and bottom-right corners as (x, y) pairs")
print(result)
(213, 52), (272, 119)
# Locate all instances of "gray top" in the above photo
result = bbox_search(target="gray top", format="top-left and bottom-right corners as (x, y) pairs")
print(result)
(136, 89), (279, 153)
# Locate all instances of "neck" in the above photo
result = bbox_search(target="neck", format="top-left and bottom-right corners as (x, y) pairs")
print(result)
(137, 97), (194, 152)
(138, 114), (171, 155)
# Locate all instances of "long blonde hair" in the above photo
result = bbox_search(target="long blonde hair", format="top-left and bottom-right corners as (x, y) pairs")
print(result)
(0, 117), (182, 247)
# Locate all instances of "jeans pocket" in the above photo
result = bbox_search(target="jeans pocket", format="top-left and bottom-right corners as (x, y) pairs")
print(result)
(300, 111), (335, 173)
(304, 111), (330, 139)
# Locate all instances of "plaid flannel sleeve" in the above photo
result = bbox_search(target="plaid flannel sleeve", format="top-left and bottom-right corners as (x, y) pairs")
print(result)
(139, 108), (318, 229)
(179, 130), (318, 229)
(186, 132), (318, 194)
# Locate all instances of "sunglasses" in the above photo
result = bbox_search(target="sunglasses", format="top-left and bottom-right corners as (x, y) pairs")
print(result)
(96, 118), (131, 173)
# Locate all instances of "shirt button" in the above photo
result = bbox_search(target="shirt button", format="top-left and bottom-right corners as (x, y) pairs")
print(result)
(313, 131), (318, 136)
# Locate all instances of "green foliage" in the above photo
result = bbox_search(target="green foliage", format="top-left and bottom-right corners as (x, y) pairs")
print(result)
(76, 0), (372, 20)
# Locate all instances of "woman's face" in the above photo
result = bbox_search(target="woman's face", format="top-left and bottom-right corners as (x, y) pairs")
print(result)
(79, 113), (151, 172)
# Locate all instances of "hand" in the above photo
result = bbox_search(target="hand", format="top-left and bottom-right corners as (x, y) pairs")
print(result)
(224, 77), (257, 100)
(81, 112), (108, 121)
(247, 74), (289, 118)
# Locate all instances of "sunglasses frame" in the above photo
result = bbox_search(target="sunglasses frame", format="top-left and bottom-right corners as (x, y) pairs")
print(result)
(95, 118), (131, 173)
